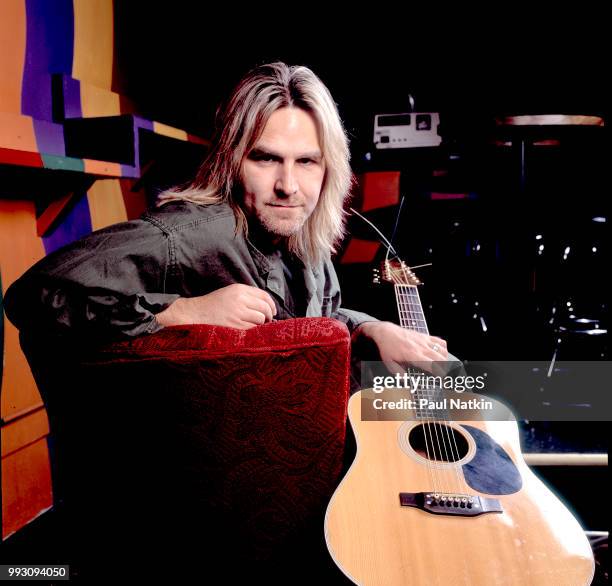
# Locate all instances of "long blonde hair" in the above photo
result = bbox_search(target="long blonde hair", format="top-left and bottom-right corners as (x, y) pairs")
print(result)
(156, 62), (353, 265)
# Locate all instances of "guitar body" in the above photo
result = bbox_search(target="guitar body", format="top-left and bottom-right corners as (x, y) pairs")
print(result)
(325, 389), (595, 585)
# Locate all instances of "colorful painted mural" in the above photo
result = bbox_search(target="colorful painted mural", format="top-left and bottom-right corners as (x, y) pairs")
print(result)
(0, 0), (207, 539)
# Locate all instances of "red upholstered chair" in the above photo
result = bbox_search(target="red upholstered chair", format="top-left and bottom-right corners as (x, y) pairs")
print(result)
(19, 317), (351, 581)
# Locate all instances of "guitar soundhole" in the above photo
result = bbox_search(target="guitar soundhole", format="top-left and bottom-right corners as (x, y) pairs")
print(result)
(408, 423), (469, 462)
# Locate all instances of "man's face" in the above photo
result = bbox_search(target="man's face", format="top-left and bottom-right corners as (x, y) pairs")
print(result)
(241, 107), (325, 239)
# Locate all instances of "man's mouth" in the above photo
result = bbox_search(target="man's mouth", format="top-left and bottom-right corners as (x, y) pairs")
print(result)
(267, 203), (301, 208)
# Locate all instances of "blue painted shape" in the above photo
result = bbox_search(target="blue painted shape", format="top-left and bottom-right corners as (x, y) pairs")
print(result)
(461, 424), (523, 495)
(21, 70), (54, 122)
(33, 119), (66, 155)
(62, 75), (82, 119)
(22, 0), (74, 120)
(42, 192), (92, 255)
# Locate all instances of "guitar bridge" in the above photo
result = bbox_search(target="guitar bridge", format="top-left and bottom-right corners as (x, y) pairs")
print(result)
(399, 492), (503, 517)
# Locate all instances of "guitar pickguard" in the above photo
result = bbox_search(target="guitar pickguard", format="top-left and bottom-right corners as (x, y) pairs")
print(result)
(461, 424), (523, 495)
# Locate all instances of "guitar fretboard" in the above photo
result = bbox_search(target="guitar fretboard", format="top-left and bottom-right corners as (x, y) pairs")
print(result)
(393, 282), (450, 419)
(395, 284), (429, 334)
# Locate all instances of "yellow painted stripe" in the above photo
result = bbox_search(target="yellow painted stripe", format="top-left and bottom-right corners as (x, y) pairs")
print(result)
(79, 81), (121, 117)
(72, 0), (114, 90)
(87, 178), (127, 230)
(0, 0), (27, 114)
(153, 121), (188, 141)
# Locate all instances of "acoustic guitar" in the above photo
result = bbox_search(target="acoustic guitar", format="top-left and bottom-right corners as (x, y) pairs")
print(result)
(324, 258), (595, 585)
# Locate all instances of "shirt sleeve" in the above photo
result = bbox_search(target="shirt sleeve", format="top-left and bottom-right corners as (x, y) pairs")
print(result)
(3, 217), (180, 342)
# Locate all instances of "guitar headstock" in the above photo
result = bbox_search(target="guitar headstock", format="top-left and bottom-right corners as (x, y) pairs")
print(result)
(373, 257), (422, 286)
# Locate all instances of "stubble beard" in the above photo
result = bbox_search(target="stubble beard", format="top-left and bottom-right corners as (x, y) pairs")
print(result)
(256, 206), (308, 238)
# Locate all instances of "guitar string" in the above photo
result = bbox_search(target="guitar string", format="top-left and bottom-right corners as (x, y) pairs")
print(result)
(397, 281), (450, 497)
(396, 278), (462, 493)
(391, 275), (441, 495)
(397, 283), (446, 493)
(405, 283), (469, 496)
(395, 272), (467, 496)
(402, 281), (471, 496)
(394, 279), (444, 496)
(396, 267), (473, 584)
(390, 272), (442, 493)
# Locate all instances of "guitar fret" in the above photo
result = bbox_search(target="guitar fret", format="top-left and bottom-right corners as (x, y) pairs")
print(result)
(395, 282), (429, 335)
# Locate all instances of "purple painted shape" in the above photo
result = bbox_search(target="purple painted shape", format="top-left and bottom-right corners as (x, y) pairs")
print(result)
(132, 118), (155, 176)
(21, 71), (54, 121)
(62, 75), (82, 119)
(22, 0), (74, 120)
(32, 118), (65, 155)
(43, 192), (92, 255)
(133, 116), (154, 131)
(121, 164), (139, 178)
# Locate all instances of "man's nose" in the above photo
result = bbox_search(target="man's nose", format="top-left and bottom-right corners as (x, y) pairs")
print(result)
(275, 163), (298, 196)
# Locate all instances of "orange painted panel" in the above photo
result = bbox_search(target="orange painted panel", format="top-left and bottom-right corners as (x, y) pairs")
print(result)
(0, 200), (46, 419)
(83, 158), (122, 177)
(0, 0), (27, 114)
(87, 179), (127, 230)
(1, 407), (49, 459)
(0, 113), (38, 152)
(1, 439), (53, 540)
(0, 201), (53, 540)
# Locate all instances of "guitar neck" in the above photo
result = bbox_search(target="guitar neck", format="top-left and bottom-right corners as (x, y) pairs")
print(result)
(395, 283), (444, 419)
(395, 284), (429, 334)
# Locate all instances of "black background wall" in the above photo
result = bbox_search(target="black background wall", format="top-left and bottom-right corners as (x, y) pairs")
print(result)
(113, 5), (610, 363)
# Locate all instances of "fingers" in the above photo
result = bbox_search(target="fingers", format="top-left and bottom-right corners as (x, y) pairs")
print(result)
(397, 331), (449, 373)
(248, 287), (277, 318)
(245, 296), (275, 323)
(225, 285), (277, 326)
(241, 309), (268, 326)
(426, 335), (448, 360)
(430, 336), (447, 350)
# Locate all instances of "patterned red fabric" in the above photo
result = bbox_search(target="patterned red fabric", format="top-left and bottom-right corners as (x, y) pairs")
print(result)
(95, 316), (350, 358)
(21, 318), (351, 572)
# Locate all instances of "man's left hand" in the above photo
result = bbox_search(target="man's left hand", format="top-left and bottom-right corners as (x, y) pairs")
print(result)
(354, 321), (448, 376)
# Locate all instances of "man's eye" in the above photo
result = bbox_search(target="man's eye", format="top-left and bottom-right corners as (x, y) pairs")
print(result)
(250, 153), (275, 163)
(299, 159), (314, 165)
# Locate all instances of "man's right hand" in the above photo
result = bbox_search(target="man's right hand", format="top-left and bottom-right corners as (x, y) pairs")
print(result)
(155, 284), (277, 329)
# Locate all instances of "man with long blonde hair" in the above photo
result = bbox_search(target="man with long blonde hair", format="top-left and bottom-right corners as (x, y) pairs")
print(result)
(5, 62), (448, 369)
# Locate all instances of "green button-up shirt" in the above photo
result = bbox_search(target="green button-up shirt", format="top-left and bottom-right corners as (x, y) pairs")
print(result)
(4, 201), (378, 342)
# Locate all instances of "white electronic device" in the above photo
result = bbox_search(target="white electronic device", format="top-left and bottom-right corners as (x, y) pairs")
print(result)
(374, 112), (442, 149)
